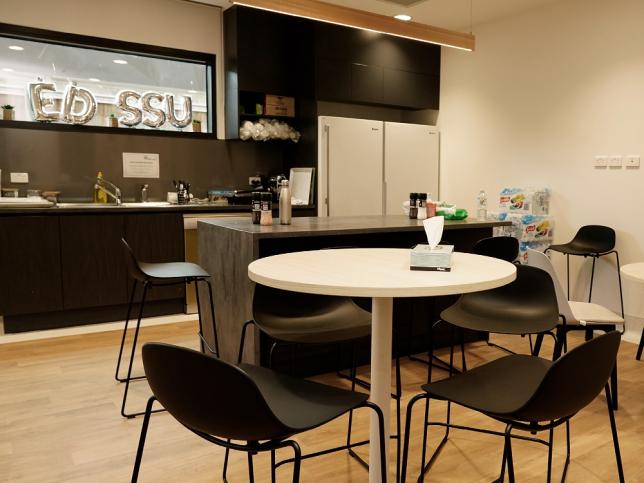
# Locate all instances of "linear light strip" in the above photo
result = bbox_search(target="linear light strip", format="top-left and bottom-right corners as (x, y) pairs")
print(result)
(232, 0), (475, 51)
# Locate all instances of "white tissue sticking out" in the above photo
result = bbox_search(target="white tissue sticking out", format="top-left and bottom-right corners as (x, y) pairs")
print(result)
(423, 216), (444, 250)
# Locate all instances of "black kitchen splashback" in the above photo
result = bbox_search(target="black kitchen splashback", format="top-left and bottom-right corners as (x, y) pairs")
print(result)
(0, 127), (285, 201)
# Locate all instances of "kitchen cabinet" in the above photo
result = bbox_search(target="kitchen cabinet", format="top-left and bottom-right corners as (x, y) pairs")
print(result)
(124, 213), (185, 302)
(60, 215), (127, 309)
(0, 216), (63, 315)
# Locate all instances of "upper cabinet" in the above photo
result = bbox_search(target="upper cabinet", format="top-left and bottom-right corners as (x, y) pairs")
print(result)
(224, 6), (441, 139)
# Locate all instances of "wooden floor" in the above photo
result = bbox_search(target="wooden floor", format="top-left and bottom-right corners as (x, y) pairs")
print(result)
(1, 321), (642, 482)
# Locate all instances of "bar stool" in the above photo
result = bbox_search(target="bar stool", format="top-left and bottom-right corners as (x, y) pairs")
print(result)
(547, 225), (624, 317)
(115, 238), (220, 418)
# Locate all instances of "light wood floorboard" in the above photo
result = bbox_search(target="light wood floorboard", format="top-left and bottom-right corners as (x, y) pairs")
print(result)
(1, 322), (642, 482)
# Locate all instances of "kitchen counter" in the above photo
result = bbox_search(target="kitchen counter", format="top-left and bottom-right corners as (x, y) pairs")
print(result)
(197, 215), (511, 368)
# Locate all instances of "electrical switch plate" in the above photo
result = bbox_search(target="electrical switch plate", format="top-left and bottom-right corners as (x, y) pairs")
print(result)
(10, 172), (29, 183)
(594, 156), (608, 167)
(625, 155), (640, 168)
(608, 155), (622, 167)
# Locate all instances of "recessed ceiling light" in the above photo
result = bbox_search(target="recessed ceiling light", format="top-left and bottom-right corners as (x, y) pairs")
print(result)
(2, 68), (14, 72)
(394, 14), (412, 22)
(188, 90), (198, 94)
(88, 77), (101, 82)
(8, 45), (24, 51)
(113, 59), (128, 65)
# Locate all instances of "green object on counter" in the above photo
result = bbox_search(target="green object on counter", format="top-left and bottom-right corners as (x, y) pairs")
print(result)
(437, 208), (468, 220)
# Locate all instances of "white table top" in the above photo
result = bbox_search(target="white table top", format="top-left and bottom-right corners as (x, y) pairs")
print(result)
(248, 248), (516, 297)
(621, 262), (644, 283)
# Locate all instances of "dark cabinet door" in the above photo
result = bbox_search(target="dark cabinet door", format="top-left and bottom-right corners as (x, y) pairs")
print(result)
(351, 63), (384, 104)
(383, 68), (440, 109)
(0, 216), (63, 315)
(124, 213), (185, 302)
(316, 57), (351, 101)
(60, 215), (127, 309)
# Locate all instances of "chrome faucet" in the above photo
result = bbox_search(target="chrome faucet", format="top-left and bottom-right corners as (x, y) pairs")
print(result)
(95, 176), (122, 205)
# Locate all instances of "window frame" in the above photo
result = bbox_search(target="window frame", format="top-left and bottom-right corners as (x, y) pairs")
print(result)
(0, 22), (217, 139)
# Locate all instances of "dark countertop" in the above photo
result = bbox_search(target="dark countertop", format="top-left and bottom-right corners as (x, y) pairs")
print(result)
(0, 203), (314, 216)
(199, 215), (511, 239)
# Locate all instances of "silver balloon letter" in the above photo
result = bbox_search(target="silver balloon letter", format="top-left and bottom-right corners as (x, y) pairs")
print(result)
(116, 90), (142, 127)
(28, 82), (59, 122)
(141, 92), (166, 128)
(62, 83), (97, 124)
(165, 94), (192, 128)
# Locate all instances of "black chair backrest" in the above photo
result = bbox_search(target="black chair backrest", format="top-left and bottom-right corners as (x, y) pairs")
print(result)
(457, 264), (560, 333)
(472, 236), (519, 263)
(572, 225), (616, 253)
(253, 283), (364, 332)
(516, 331), (621, 421)
(142, 343), (288, 441)
(121, 238), (147, 282)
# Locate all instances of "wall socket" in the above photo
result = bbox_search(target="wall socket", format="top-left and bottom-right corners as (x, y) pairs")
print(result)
(10, 172), (29, 183)
(594, 156), (608, 167)
(625, 155), (640, 168)
(608, 155), (623, 167)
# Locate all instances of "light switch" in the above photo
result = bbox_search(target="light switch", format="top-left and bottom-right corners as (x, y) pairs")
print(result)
(10, 172), (29, 183)
(594, 156), (608, 167)
(625, 155), (640, 168)
(608, 155), (622, 167)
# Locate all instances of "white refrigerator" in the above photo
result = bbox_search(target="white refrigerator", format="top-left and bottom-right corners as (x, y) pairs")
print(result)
(317, 116), (439, 217)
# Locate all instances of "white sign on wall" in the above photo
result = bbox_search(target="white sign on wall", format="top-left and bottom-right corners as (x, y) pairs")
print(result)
(123, 153), (160, 178)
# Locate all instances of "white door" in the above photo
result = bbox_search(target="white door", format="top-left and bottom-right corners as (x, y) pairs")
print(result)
(318, 116), (384, 217)
(384, 122), (439, 215)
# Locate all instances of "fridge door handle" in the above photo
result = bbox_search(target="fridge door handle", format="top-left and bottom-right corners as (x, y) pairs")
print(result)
(324, 124), (330, 216)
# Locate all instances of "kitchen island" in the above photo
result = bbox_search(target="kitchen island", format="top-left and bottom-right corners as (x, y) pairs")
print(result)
(198, 215), (511, 373)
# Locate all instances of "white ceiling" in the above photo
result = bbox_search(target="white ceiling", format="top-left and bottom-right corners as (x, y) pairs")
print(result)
(191, 0), (562, 31)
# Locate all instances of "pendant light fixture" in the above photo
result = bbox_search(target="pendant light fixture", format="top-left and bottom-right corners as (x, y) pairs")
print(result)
(230, 0), (475, 51)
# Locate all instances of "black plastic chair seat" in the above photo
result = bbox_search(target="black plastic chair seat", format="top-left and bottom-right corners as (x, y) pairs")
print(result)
(240, 362), (368, 433)
(253, 290), (372, 344)
(440, 265), (559, 335)
(472, 236), (520, 263)
(138, 261), (210, 281)
(548, 225), (616, 256)
(422, 354), (551, 418)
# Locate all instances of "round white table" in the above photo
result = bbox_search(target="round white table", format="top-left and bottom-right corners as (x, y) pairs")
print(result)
(620, 263), (644, 360)
(248, 248), (517, 482)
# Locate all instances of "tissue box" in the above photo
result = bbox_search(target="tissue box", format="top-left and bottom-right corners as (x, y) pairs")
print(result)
(410, 244), (454, 271)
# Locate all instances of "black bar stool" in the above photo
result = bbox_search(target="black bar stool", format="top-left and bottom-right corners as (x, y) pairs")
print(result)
(547, 225), (624, 317)
(115, 238), (219, 418)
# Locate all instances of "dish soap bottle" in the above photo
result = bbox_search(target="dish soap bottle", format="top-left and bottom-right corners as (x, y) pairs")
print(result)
(94, 171), (108, 203)
(476, 190), (487, 220)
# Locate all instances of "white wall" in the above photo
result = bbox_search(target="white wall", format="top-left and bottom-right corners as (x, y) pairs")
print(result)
(0, 0), (225, 138)
(438, 0), (644, 341)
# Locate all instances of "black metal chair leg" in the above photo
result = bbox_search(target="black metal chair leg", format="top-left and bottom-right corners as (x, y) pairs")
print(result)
(533, 333), (544, 357)
(205, 280), (220, 356)
(401, 393), (426, 483)
(116, 280), (138, 382)
(605, 384), (625, 483)
(562, 420), (571, 481)
(271, 449), (276, 483)
(237, 320), (254, 363)
(611, 363), (618, 410)
(505, 424), (515, 483)
(131, 396), (156, 483)
(288, 441), (302, 483)
(364, 401), (388, 483)
(268, 341), (279, 369)
(247, 452), (255, 483)
(566, 253), (570, 299)
(194, 278), (205, 354)
(614, 251), (625, 318)
(460, 328), (467, 372)
(589, 256), (597, 302)
(637, 327), (644, 361)
(395, 340), (402, 483)
(222, 445), (230, 483)
(346, 342), (357, 459)
(546, 427), (554, 483)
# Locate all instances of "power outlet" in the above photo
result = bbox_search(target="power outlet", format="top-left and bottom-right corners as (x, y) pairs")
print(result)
(625, 155), (640, 168)
(608, 155), (623, 168)
(594, 156), (608, 167)
(10, 172), (29, 183)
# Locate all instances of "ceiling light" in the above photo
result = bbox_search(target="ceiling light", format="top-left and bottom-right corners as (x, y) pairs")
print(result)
(2, 68), (14, 72)
(231, 0), (474, 51)
(88, 77), (101, 82)
(113, 59), (128, 65)
(8, 45), (24, 51)
(188, 90), (198, 93)
(394, 14), (412, 21)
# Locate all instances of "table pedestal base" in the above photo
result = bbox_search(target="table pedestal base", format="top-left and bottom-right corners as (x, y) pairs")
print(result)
(370, 297), (393, 483)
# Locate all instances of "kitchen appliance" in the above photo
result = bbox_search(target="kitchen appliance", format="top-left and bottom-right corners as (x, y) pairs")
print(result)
(317, 116), (440, 216)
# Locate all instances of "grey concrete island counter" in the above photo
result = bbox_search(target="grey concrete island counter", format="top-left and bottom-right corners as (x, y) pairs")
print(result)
(197, 215), (511, 372)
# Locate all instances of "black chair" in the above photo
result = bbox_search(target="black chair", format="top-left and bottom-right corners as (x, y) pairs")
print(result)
(436, 264), (560, 379)
(132, 343), (387, 483)
(401, 331), (625, 483)
(547, 225), (624, 317)
(638, 327), (644, 361)
(472, 236), (520, 263)
(115, 238), (220, 418)
(237, 284), (403, 480)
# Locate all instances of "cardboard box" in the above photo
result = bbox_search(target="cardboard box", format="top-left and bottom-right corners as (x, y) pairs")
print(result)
(265, 95), (295, 117)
